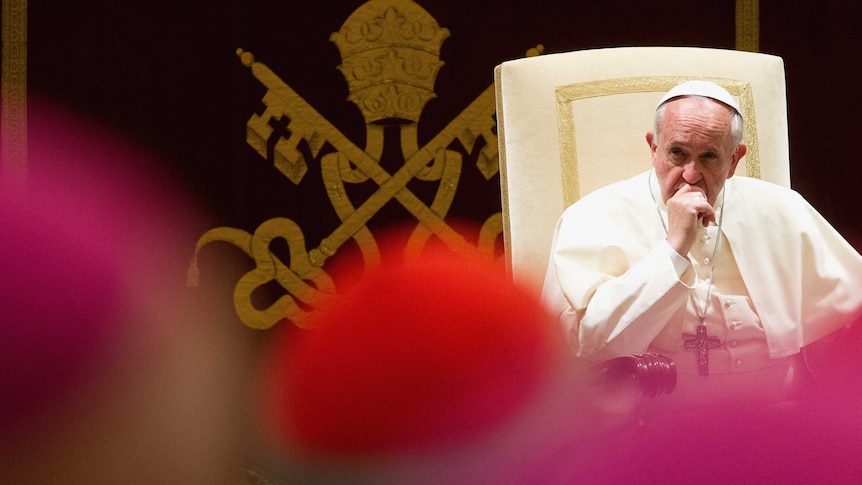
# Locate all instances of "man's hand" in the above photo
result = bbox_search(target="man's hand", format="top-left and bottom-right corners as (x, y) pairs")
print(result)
(665, 185), (715, 256)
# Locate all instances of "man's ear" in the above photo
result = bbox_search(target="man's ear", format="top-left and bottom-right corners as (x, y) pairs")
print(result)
(645, 131), (656, 150)
(728, 143), (747, 177)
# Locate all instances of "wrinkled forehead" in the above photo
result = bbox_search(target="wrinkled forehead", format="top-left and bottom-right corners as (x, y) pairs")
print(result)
(658, 98), (736, 146)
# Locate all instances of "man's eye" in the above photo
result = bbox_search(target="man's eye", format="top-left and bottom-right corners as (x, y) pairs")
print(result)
(668, 149), (686, 163)
(700, 153), (719, 164)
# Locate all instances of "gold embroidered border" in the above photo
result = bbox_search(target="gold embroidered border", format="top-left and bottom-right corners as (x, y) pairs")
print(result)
(1, 0), (27, 190)
(736, 0), (760, 52)
(555, 76), (759, 206)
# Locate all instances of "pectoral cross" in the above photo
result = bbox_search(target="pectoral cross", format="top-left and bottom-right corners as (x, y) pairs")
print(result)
(684, 325), (720, 377)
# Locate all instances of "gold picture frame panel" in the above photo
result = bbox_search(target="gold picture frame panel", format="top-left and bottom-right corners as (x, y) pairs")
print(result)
(555, 76), (759, 207)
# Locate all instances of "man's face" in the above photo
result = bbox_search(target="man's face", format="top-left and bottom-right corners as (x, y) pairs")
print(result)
(648, 96), (745, 206)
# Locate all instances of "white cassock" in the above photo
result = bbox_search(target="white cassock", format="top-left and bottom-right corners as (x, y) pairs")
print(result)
(542, 170), (862, 404)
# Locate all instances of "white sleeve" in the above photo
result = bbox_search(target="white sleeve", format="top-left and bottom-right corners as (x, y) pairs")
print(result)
(543, 209), (696, 363)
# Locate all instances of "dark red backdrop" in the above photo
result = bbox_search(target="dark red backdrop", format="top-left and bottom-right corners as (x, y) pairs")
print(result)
(26, 0), (862, 300)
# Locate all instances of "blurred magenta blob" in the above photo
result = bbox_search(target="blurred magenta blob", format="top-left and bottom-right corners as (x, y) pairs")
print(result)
(0, 96), (206, 448)
(261, 245), (562, 458)
(0, 174), (123, 436)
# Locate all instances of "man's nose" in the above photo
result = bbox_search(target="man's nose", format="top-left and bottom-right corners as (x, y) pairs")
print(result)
(681, 160), (702, 183)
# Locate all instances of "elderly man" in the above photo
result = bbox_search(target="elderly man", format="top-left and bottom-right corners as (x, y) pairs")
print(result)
(541, 80), (862, 405)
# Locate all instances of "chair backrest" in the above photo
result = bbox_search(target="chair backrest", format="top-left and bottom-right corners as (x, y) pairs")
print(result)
(494, 46), (790, 291)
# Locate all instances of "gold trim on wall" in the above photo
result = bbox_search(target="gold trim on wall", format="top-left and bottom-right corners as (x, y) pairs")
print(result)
(736, 0), (760, 52)
(1, 0), (28, 192)
(555, 76), (759, 206)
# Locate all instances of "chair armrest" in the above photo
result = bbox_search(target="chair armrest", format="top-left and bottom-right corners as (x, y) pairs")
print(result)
(585, 352), (677, 398)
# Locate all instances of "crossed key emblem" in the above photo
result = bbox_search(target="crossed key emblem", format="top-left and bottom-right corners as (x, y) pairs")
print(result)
(188, 50), (500, 329)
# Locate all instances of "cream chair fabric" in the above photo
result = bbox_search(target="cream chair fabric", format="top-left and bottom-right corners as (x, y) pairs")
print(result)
(494, 46), (790, 291)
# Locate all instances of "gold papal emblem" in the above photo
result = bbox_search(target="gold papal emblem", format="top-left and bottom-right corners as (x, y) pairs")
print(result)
(188, 0), (517, 329)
